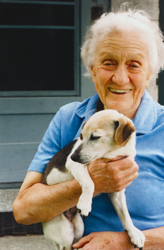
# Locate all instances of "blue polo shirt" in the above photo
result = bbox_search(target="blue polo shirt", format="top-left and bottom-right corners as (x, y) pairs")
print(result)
(28, 90), (164, 234)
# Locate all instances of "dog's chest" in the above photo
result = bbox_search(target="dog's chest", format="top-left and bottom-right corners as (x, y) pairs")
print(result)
(46, 168), (74, 185)
(42, 140), (77, 185)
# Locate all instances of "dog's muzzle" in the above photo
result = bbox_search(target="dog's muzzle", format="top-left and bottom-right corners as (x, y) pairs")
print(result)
(71, 145), (87, 164)
(71, 151), (82, 163)
(71, 152), (81, 163)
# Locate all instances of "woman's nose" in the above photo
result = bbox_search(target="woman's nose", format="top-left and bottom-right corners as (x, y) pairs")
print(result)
(111, 66), (129, 85)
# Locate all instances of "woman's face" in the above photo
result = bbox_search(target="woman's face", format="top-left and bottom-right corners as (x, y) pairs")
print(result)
(91, 32), (152, 118)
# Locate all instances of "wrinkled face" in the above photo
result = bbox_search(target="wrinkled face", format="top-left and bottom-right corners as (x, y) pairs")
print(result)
(71, 110), (136, 164)
(90, 32), (152, 119)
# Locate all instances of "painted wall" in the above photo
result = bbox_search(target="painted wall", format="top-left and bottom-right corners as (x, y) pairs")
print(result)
(111, 0), (159, 101)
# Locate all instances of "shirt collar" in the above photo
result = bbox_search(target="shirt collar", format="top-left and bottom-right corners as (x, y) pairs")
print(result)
(76, 90), (156, 134)
(132, 90), (156, 134)
(76, 93), (99, 120)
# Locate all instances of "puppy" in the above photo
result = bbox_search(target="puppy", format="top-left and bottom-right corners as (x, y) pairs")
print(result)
(42, 109), (145, 250)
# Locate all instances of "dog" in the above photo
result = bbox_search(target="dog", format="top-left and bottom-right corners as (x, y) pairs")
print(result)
(42, 109), (145, 250)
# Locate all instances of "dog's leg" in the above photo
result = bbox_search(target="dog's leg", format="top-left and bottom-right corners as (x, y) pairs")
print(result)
(66, 159), (94, 217)
(72, 212), (84, 243)
(109, 191), (145, 249)
(43, 213), (74, 250)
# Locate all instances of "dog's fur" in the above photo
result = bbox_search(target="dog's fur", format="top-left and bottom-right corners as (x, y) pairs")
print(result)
(42, 109), (145, 250)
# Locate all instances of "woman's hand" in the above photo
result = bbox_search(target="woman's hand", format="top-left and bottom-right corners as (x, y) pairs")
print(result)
(73, 231), (133, 250)
(88, 156), (139, 195)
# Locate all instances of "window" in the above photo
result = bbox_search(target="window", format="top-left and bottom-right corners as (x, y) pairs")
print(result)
(158, 0), (164, 105)
(0, 0), (80, 97)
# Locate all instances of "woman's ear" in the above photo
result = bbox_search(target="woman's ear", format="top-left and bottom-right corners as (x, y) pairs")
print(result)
(90, 65), (96, 76)
(90, 65), (96, 82)
(146, 70), (153, 87)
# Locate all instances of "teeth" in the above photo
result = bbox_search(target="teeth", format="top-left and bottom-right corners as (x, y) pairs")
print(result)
(109, 87), (130, 93)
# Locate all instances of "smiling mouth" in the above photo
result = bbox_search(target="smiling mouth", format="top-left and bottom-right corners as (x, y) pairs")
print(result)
(108, 87), (131, 94)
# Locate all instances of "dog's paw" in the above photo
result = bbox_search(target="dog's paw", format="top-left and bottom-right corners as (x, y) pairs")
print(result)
(77, 199), (91, 217)
(128, 227), (145, 249)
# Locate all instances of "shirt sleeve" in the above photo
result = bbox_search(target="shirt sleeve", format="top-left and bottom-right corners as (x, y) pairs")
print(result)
(27, 109), (62, 173)
(27, 100), (84, 173)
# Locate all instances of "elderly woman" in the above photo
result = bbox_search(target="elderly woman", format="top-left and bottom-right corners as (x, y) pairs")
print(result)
(13, 8), (164, 250)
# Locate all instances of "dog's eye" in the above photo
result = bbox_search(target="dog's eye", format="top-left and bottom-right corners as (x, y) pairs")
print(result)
(90, 134), (101, 141)
(114, 121), (119, 130)
(80, 133), (83, 140)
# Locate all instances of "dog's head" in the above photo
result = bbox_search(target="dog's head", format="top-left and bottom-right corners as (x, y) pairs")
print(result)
(71, 110), (136, 164)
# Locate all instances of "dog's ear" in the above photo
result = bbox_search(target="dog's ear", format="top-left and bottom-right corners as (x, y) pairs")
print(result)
(80, 121), (87, 140)
(114, 118), (135, 146)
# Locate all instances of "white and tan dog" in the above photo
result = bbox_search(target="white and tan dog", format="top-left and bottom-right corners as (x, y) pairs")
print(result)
(42, 109), (145, 250)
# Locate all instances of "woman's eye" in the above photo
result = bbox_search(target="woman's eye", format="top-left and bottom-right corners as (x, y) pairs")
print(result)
(131, 64), (138, 68)
(129, 62), (140, 68)
(102, 60), (116, 70)
(104, 62), (112, 66)
(103, 60), (114, 66)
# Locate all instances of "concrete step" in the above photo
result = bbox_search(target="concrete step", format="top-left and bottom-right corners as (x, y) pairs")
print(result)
(0, 235), (55, 250)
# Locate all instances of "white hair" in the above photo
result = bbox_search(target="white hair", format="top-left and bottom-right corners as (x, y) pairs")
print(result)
(81, 9), (164, 80)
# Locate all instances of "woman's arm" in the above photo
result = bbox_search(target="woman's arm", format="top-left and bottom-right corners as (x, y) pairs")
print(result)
(73, 226), (164, 250)
(13, 157), (138, 225)
(13, 171), (82, 224)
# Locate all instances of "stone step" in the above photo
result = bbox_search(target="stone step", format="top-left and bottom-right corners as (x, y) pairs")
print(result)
(0, 235), (55, 250)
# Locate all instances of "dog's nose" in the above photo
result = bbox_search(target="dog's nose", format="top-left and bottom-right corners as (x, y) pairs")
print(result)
(71, 144), (83, 163)
(71, 152), (81, 163)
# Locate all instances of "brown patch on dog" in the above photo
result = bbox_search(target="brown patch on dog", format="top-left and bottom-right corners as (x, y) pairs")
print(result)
(114, 118), (135, 146)
(80, 121), (87, 140)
